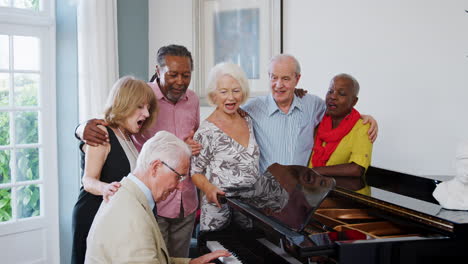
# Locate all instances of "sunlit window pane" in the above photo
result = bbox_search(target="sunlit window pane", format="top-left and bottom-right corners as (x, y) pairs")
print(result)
(0, 73), (9, 107)
(13, 36), (39, 71)
(0, 35), (8, 70)
(0, 0), (8, 7)
(0, 111), (10, 145)
(17, 184), (40, 219)
(15, 111), (38, 144)
(0, 188), (12, 222)
(16, 148), (39, 181)
(14, 73), (38, 106)
(14, 0), (39, 11)
(0, 150), (11, 183)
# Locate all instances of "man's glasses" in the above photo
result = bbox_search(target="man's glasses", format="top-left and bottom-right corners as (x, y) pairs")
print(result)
(161, 161), (187, 182)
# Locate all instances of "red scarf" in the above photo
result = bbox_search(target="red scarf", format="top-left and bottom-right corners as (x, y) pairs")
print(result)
(311, 108), (361, 167)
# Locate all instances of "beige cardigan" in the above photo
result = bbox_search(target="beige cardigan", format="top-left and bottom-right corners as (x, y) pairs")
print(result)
(85, 177), (191, 264)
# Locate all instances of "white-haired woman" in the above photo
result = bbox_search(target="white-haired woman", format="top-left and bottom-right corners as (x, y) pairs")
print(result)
(72, 76), (158, 264)
(191, 62), (260, 231)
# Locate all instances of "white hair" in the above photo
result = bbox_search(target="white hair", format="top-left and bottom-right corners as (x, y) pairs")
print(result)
(206, 62), (250, 106)
(136, 131), (191, 172)
(269, 54), (301, 75)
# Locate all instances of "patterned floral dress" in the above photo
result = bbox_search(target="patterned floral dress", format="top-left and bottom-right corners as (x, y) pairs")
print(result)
(191, 116), (261, 231)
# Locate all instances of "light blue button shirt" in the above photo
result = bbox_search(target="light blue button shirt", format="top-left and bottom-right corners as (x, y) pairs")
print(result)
(127, 173), (155, 211)
(242, 93), (326, 173)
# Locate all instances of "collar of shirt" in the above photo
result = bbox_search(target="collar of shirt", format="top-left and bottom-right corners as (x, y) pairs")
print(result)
(127, 173), (155, 211)
(267, 94), (303, 116)
(150, 81), (189, 102)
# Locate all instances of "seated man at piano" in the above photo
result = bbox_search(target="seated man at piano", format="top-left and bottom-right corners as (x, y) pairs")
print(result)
(85, 131), (230, 263)
(309, 73), (373, 195)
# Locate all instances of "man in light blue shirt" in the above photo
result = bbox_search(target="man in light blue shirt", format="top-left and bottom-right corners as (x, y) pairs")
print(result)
(242, 54), (377, 173)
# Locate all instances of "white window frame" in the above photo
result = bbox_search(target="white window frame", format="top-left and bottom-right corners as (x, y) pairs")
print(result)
(0, 1), (58, 263)
(0, 0), (54, 26)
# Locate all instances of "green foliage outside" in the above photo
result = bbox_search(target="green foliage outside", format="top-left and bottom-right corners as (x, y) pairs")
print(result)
(13, 0), (39, 11)
(31, 0), (39, 10)
(15, 111), (38, 144)
(0, 74), (40, 222)
(0, 74), (8, 106)
(0, 112), (9, 146)
(17, 184), (40, 218)
(0, 150), (10, 183)
(16, 148), (39, 181)
(15, 74), (38, 107)
(0, 0), (39, 10)
(0, 188), (11, 221)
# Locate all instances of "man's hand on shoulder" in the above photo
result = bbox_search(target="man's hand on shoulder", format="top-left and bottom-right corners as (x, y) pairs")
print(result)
(361, 115), (378, 143)
(294, 88), (308, 98)
(83, 119), (109, 147)
(237, 108), (248, 118)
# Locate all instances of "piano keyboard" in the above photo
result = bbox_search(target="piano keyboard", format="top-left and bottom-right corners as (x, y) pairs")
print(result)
(206, 240), (243, 264)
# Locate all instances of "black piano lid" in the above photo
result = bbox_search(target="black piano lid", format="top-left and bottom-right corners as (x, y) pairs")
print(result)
(226, 197), (338, 257)
(227, 196), (392, 258)
(261, 164), (468, 236)
(332, 187), (468, 237)
(370, 186), (468, 225)
(224, 166), (468, 262)
(364, 166), (468, 236)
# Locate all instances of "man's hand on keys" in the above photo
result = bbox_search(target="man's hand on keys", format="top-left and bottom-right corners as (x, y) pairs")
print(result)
(189, 249), (232, 264)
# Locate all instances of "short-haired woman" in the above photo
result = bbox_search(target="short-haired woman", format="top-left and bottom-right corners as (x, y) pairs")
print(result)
(191, 62), (260, 231)
(71, 76), (158, 264)
(309, 74), (373, 195)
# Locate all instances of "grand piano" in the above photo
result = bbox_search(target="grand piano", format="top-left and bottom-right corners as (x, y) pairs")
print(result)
(198, 165), (468, 263)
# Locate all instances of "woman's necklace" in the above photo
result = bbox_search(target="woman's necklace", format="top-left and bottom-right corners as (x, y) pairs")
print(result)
(117, 127), (139, 159)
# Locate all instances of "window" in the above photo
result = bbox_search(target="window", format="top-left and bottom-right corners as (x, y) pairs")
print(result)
(0, 0), (58, 262)
(0, 0), (40, 11)
(0, 33), (41, 222)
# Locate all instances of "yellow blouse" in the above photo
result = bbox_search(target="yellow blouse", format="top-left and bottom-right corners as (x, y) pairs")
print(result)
(309, 119), (373, 195)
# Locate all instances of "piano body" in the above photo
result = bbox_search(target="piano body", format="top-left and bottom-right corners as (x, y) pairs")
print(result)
(199, 166), (468, 264)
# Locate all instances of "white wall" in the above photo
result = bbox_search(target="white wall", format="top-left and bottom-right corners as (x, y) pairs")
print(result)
(148, 0), (194, 78)
(150, 0), (468, 176)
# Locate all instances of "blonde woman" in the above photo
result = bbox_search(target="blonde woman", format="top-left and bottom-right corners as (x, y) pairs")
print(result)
(72, 76), (158, 264)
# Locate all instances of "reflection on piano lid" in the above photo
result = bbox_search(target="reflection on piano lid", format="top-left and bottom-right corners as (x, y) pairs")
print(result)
(266, 163), (336, 232)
